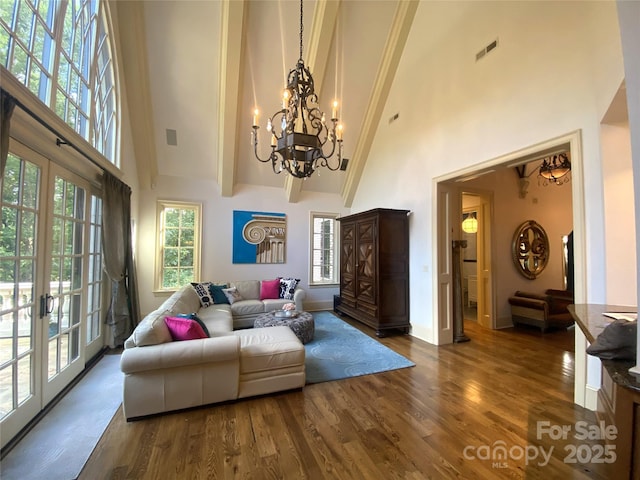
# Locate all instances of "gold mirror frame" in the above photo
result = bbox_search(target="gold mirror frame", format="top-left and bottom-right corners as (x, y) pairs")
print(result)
(512, 220), (549, 279)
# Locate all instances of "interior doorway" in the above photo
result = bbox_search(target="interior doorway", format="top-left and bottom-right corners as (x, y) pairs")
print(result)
(435, 131), (584, 346)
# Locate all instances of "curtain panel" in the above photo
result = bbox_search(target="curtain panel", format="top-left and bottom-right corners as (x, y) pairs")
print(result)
(101, 172), (140, 346)
(0, 89), (16, 179)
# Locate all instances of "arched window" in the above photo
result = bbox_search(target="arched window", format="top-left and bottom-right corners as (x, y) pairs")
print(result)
(0, 0), (119, 165)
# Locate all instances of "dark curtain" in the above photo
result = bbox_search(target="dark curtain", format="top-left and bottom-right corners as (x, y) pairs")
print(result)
(1, 89), (16, 179)
(101, 171), (140, 346)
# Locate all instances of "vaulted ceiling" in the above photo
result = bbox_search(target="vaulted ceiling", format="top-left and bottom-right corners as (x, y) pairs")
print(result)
(115, 0), (418, 206)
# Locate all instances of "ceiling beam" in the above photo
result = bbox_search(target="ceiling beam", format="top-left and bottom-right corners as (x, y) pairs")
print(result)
(114, 1), (158, 189)
(285, 0), (341, 202)
(341, 0), (419, 207)
(217, 0), (246, 197)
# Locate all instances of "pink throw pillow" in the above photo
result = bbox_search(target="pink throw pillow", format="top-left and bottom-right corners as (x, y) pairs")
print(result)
(164, 316), (208, 341)
(260, 278), (281, 300)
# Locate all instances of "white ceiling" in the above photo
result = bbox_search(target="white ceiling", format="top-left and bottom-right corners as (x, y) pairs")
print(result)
(117, 0), (404, 201)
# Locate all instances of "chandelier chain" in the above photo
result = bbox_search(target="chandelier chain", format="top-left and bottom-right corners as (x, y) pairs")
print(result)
(299, 0), (304, 61)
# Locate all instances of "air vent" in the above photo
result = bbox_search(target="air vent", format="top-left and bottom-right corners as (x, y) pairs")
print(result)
(166, 129), (178, 146)
(476, 38), (499, 62)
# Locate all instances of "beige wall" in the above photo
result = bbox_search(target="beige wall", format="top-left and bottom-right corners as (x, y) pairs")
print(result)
(351, 0), (624, 343)
(135, 176), (350, 316)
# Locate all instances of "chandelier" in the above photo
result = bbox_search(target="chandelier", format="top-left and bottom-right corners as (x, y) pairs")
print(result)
(252, 0), (343, 179)
(538, 152), (571, 186)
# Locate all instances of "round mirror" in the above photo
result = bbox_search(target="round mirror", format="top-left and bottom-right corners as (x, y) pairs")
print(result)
(512, 220), (549, 279)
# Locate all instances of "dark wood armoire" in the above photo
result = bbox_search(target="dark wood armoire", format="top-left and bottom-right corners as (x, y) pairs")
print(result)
(335, 208), (410, 336)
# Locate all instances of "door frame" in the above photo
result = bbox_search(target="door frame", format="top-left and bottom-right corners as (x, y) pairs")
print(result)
(434, 130), (586, 354)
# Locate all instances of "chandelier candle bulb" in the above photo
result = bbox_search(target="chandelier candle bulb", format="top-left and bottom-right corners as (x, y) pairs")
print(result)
(332, 101), (338, 120)
(271, 134), (277, 147)
(253, 109), (259, 127)
(337, 124), (343, 141)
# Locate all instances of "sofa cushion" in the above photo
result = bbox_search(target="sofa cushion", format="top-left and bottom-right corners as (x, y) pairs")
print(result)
(263, 299), (294, 312)
(198, 304), (234, 336)
(233, 326), (305, 374)
(232, 280), (260, 300)
(279, 278), (300, 300)
(223, 287), (243, 304)
(131, 309), (173, 347)
(260, 278), (281, 300)
(164, 316), (208, 341)
(231, 299), (264, 317)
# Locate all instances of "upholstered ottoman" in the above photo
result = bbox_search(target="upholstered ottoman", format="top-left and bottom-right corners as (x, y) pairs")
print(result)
(254, 311), (315, 344)
(232, 326), (306, 398)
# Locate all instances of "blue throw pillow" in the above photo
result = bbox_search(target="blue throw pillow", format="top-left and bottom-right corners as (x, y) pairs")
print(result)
(176, 313), (210, 337)
(209, 284), (230, 304)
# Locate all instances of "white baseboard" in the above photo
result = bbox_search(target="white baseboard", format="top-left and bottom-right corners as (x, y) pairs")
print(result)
(585, 384), (599, 412)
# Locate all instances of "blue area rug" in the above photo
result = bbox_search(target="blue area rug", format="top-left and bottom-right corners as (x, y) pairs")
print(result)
(305, 311), (415, 384)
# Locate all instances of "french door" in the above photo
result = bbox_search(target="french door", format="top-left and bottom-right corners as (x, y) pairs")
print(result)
(0, 141), (104, 448)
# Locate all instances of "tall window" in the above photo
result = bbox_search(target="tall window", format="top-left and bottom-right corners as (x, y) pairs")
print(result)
(310, 212), (339, 285)
(156, 201), (202, 291)
(0, 0), (119, 164)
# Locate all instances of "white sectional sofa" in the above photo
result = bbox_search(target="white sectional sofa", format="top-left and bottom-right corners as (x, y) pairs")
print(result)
(120, 281), (306, 420)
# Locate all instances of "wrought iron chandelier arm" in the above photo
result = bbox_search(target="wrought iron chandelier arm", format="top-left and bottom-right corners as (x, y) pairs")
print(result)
(252, 126), (275, 164)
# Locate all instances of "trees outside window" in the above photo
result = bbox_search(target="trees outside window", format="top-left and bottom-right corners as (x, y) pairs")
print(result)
(155, 201), (202, 291)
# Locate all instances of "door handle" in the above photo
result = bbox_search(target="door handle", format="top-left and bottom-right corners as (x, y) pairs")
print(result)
(40, 293), (54, 318)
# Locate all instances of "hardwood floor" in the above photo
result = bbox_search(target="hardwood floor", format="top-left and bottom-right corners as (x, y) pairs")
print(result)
(80, 317), (616, 479)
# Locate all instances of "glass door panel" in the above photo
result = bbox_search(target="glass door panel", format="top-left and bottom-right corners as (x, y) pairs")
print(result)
(1, 142), (104, 448)
(42, 168), (88, 404)
(0, 149), (47, 448)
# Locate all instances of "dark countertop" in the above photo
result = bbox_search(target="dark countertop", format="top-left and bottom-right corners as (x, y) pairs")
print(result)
(568, 304), (640, 394)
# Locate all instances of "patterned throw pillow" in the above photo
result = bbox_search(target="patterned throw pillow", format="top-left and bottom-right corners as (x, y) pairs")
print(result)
(222, 287), (243, 305)
(279, 278), (300, 300)
(191, 282), (213, 307)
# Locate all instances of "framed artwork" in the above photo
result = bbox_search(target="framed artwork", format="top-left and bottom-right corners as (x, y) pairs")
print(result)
(233, 210), (287, 264)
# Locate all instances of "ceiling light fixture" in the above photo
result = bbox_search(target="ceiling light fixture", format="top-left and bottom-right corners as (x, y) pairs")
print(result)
(538, 152), (571, 186)
(251, 0), (343, 179)
(462, 212), (478, 233)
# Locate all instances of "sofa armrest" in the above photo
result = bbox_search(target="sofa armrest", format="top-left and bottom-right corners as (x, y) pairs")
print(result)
(508, 296), (549, 312)
(120, 335), (240, 374)
(293, 288), (306, 312)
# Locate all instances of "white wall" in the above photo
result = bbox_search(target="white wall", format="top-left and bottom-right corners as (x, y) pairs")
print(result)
(135, 176), (350, 315)
(616, 0), (640, 373)
(602, 122), (637, 306)
(351, 1), (623, 343)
